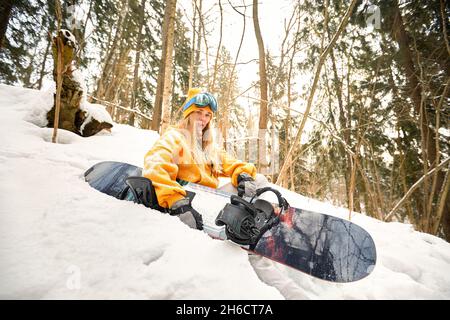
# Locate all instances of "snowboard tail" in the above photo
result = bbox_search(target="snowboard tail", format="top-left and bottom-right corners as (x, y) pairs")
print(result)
(84, 161), (376, 283)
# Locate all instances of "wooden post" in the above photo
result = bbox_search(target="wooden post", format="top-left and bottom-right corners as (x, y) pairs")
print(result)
(52, 0), (63, 143)
(52, 35), (64, 143)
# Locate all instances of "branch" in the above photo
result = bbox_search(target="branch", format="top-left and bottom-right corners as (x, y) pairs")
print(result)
(433, 167), (450, 234)
(440, 0), (450, 56)
(384, 157), (450, 222)
(211, 0), (223, 90)
(275, 0), (359, 185)
(89, 95), (152, 121)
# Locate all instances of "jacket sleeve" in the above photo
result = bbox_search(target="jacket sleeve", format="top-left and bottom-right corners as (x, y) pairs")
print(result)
(143, 130), (186, 209)
(220, 150), (257, 187)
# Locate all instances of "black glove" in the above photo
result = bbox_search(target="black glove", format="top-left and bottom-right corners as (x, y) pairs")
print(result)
(237, 173), (257, 198)
(170, 198), (203, 230)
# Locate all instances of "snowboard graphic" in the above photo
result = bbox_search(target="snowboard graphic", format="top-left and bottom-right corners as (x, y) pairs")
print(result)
(84, 161), (376, 283)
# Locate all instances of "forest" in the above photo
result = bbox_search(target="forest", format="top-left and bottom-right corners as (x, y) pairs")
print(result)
(1, 0), (449, 241)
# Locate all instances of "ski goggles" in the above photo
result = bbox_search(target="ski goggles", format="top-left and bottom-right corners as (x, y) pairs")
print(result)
(182, 92), (218, 113)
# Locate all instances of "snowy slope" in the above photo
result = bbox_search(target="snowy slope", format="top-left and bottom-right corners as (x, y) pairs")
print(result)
(0, 84), (449, 300)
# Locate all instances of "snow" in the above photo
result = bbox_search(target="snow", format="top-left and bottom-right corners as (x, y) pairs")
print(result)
(72, 69), (113, 135)
(78, 103), (113, 136)
(60, 29), (78, 51)
(0, 83), (450, 300)
(19, 69), (112, 137)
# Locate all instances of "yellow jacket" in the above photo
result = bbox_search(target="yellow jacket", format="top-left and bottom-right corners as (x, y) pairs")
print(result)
(143, 127), (257, 208)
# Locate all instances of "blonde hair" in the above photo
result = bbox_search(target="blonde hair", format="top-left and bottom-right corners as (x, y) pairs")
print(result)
(176, 115), (223, 174)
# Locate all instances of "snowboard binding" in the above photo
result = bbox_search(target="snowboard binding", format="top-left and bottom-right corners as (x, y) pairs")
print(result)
(215, 187), (290, 247)
(123, 177), (161, 209)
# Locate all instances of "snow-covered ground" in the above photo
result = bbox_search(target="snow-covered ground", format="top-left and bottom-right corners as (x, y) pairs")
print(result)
(0, 84), (449, 300)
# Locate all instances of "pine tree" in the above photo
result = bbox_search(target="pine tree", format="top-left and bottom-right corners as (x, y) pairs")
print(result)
(0, 0), (55, 87)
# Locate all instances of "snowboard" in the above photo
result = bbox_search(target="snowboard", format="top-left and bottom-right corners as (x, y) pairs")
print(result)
(84, 161), (377, 283)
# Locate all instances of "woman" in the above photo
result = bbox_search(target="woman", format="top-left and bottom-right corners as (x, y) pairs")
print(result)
(143, 88), (266, 230)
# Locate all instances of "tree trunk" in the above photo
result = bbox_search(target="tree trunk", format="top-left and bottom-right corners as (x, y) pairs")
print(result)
(131, 0), (146, 111)
(286, 58), (293, 190)
(284, 5), (302, 190)
(436, 168), (450, 239)
(152, 0), (177, 133)
(188, 0), (197, 89)
(211, 0), (223, 92)
(104, 46), (130, 103)
(48, 30), (81, 133)
(151, 62), (165, 130)
(160, 0), (177, 133)
(194, 0), (202, 87)
(252, 0), (269, 171)
(95, 0), (128, 100)
(0, 0), (13, 49)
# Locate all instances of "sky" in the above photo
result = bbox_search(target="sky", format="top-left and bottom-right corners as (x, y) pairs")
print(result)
(178, 0), (297, 89)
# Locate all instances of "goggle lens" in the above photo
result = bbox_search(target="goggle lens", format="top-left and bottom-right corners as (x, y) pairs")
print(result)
(182, 92), (217, 112)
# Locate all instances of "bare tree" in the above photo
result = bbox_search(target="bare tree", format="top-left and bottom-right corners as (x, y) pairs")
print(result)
(276, 0), (359, 185)
(252, 0), (269, 171)
(94, 0), (129, 101)
(211, 0), (223, 92)
(188, 0), (197, 89)
(130, 0), (146, 117)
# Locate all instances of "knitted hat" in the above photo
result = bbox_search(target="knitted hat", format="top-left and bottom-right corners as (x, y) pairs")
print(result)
(182, 88), (214, 119)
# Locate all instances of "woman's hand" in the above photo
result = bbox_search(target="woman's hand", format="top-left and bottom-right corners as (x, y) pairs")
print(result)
(237, 173), (257, 197)
(170, 198), (204, 230)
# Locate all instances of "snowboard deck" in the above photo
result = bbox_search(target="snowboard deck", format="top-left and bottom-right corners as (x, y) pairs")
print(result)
(84, 161), (376, 283)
